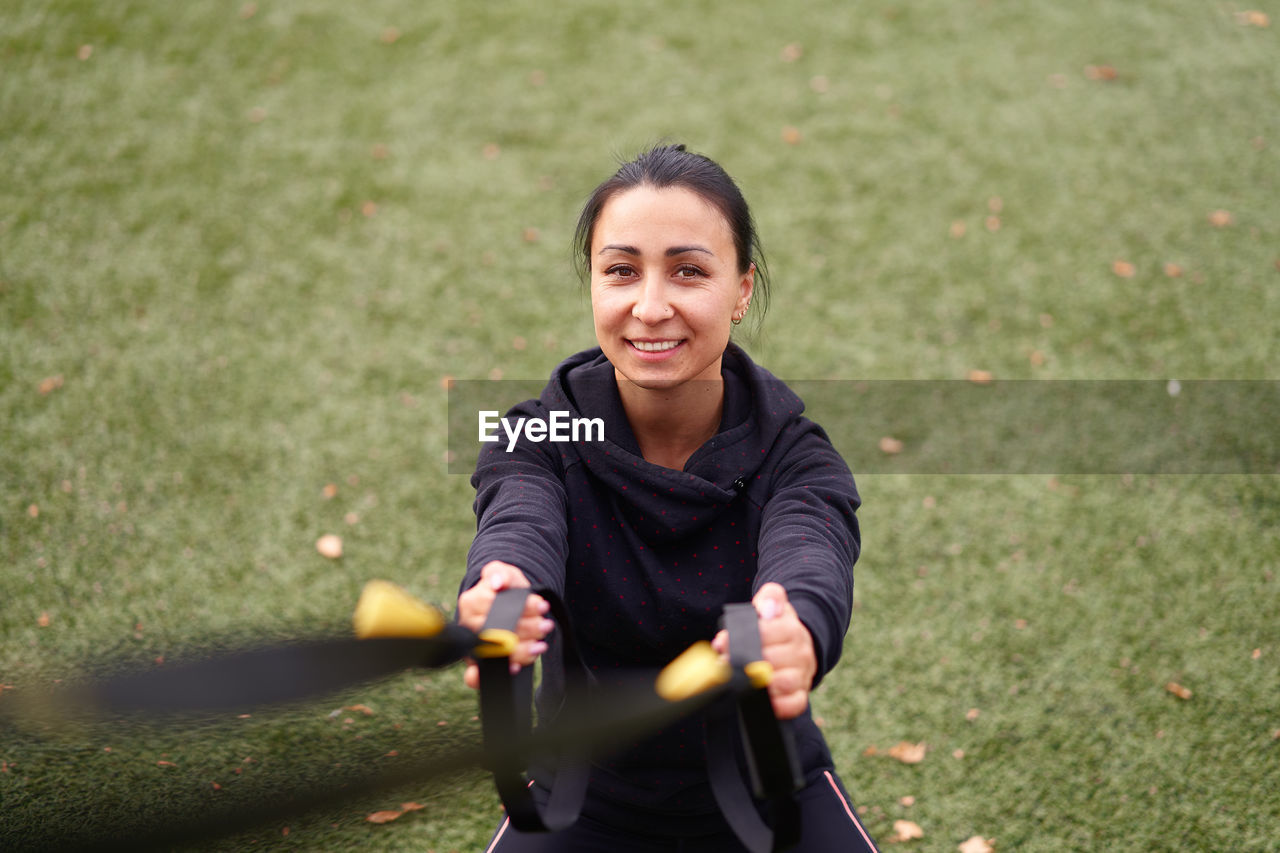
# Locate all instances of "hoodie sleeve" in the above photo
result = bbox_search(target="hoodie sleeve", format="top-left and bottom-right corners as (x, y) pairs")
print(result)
(461, 398), (570, 604)
(754, 420), (861, 689)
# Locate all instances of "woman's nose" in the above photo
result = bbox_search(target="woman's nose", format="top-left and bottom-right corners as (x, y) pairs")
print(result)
(631, 277), (672, 324)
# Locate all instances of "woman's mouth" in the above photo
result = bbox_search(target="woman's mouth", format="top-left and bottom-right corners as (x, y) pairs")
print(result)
(629, 339), (683, 353)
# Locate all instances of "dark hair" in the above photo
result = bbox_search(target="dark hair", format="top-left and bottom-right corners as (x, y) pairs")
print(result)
(573, 144), (770, 332)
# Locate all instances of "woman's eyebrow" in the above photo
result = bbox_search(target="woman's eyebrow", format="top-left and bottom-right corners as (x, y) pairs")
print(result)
(596, 244), (715, 257)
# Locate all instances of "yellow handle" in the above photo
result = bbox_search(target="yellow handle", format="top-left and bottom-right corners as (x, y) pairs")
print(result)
(353, 580), (447, 639)
(744, 660), (774, 689)
(474, 628), (519, 658)
(655, 641), (731, 702)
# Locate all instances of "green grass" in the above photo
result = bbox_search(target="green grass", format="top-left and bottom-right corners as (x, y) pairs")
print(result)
(2, 0), (1277, 850)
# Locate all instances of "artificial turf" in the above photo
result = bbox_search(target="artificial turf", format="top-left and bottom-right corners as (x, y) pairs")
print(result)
(2, 1), (1277, 850)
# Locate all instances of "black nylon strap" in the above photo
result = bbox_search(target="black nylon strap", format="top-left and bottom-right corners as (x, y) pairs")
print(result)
(707, 602), (803, 852)
(477, 587), (588, 832)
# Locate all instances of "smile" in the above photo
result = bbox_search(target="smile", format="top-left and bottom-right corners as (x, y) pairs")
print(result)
(629, 340), (683, 353)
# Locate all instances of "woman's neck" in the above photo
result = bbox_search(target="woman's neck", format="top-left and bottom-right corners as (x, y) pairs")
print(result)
(616, 374), (724, 471)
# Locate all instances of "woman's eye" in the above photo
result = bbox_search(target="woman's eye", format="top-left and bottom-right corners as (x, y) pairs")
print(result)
(675, 265), (704, 279)
(604, 265), (636, 278)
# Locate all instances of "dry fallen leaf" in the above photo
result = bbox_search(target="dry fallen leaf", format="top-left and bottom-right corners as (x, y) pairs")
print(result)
(888, 741), (926, 764)
(899, 795), (916, 807)
(966, 708), (980, 721)
(1163, 262), (1183, 278)
(482, 143), (501, 161)
(1084, 64), (1118, 80)
(345, 704), (375, 716)
(38, 375), (64, 395)
(879, 436), (904, 455)
(958, 836), (995, 853)
(967, 369), (993, 385)
(1166, 681), (1193, 700)
(1236, 10), (1270, 27)
(400, 802), (425, 812)
(1208, 209), (1234, 227)
(780, 43), (803, 62)
(322, 483), (338, 499)
(1252, 648), (1262, 660)
(316, 534), (343, 559)
(380, 27), (401, 44)
(949, 220), (967, 238)
(366, 810), (405, 824)
(37, 611), (51, 628)
(1112, 260), (1136, 278)
(782, 126), (803, 145)
(890, 819), (924, 842)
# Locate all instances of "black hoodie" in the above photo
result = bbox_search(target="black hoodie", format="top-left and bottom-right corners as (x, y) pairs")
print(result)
(463, 344), (861, 825)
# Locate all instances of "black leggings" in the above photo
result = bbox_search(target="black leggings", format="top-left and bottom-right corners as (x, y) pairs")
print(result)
(482, 769), (880, 852)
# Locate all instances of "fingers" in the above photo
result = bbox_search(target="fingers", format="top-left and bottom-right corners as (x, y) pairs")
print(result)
(484, 560), (530, 591)
(458, 561), (544, 632)
(770, 690), (810, 720)
(459, 561), (555, 688)
(752, 582), (788, 621)
(750, 583), (815, 720)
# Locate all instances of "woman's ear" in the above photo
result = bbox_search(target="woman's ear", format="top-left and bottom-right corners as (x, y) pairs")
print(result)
(736, 263), (756, 315)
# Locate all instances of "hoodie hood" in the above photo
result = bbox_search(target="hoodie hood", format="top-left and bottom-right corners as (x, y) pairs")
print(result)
(537, 344), (807, 542)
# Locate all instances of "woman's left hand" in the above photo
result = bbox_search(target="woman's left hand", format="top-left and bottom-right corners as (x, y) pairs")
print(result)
(713, 583), (817, 720)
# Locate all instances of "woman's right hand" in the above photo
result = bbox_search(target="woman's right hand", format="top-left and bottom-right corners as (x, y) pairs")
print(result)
(457, 560), (555, 689)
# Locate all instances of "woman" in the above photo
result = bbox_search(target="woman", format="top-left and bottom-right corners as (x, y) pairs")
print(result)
(457, 144), (877, 852)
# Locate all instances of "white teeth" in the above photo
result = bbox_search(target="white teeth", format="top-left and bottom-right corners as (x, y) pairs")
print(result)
(631, 340), (681, 352)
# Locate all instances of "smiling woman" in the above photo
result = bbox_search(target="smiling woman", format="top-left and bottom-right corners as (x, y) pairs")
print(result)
(455, 145), (877, 852)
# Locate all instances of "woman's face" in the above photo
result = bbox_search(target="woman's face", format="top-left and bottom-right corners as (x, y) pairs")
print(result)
(589, 185), (754, 392)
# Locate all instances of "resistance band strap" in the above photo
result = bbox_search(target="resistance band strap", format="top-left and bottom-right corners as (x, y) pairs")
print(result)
(476, 587), (589, 833)
(707, 602), (804, 853)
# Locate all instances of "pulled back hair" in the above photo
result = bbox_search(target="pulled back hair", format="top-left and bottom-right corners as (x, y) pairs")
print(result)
(573, 144), (770, 333)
